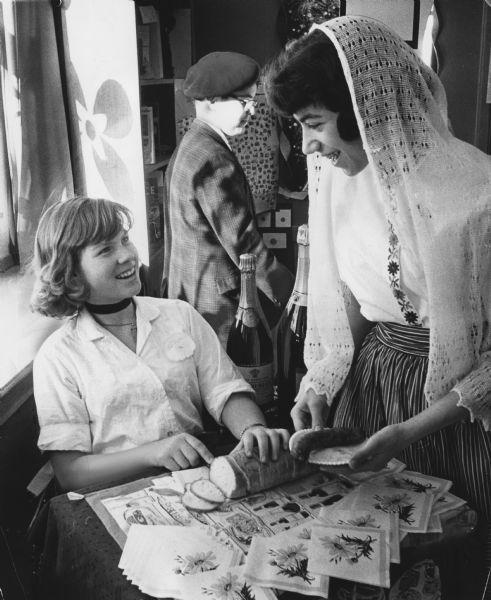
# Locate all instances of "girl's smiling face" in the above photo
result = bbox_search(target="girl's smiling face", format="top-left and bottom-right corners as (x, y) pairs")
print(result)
(294, 104), (368, 177)
(78, 229), (141, 304)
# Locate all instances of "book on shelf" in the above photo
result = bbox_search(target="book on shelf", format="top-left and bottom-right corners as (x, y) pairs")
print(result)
(137, 6), (164, 80)
(141, 105), (155, 165)
(136, 25), (152, 78)
(145, 170), (164, 244)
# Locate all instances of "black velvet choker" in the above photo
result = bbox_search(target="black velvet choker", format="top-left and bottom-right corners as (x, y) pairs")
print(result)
(86, 297), (132, 314)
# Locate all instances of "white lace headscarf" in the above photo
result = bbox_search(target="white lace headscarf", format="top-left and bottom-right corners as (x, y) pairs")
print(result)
(303, 16), (491, 422)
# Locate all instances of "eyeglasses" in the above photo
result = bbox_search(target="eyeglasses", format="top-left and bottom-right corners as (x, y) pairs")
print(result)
(231, 96), (257, 110)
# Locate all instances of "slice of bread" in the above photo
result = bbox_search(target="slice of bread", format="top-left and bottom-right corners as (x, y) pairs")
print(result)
(190, 479), (226, 504)
(308, 441), (366, 465)
(181, 489), (220, 513)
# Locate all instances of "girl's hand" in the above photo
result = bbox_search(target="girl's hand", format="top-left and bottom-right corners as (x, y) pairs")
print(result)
(234, 426), (290, 463)
(150, 433), (215, 471)
(291, 388), (329, 431)
(349, 423), (408, 472)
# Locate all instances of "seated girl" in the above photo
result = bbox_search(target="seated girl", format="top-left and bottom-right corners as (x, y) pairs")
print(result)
(31, 196), (289, 491)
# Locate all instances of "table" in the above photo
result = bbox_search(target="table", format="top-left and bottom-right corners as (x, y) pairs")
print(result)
(34, 469), (484, 600)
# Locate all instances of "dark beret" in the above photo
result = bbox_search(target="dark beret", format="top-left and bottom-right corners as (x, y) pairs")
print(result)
(183, 51), (260, 99)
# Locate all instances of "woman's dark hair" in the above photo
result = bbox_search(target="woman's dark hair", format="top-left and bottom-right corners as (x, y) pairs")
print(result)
(263, 28), (359, 141)
(30, 196), (133, 318)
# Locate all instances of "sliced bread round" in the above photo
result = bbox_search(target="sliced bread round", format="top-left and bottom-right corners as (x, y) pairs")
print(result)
(181, 489), (220, 513)
(190, 479), (226, 504)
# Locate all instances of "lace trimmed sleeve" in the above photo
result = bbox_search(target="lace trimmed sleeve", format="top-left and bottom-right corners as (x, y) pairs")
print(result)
(299, 276), (354, 403)
(453, 350), (491, 431)
(298, 348), (353, 403)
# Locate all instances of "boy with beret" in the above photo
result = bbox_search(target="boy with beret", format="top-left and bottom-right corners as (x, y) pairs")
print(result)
(162, 51), (294, 346)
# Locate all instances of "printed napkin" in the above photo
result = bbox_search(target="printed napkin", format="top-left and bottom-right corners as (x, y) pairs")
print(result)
(338, 483), (434, 533)
(309, 522), (390, 588)
(119, 525), (242, 598)
(369, 470), (452, 500)
(431, 491), (467, 516)
(318, 506), (400, 564)
(244, 523), (329, 597)
(178, 564), (277, 600)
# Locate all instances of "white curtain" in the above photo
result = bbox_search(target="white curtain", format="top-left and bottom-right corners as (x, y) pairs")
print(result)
(0, 0), (74, 271)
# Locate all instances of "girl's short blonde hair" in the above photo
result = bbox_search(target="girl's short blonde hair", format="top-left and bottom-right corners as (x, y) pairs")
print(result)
(30, 196), (133, 318)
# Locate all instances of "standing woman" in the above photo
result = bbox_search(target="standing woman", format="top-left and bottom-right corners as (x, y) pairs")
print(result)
(31, 197), (288, 492)
(263, 15), (491, 594)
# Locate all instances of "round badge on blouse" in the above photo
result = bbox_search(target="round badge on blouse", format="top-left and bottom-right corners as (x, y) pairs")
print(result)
(164, 331), (196, 361)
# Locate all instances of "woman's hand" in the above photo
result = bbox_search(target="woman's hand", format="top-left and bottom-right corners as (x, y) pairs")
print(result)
(149, 433), (215, 471)
(234, 426), (290, 463)
(291, 388), (329, 431)
(349, 423), (409, 472)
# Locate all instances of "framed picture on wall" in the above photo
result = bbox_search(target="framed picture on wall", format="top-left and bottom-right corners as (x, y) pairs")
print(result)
(339, 0), (421, 48)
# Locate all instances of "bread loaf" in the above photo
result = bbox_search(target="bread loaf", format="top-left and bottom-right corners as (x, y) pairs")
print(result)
(289, 427), (365, 461)
(209, 448), (317, 499)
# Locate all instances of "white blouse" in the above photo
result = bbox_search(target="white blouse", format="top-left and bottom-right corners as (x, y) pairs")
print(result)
(329, 165), (430, 327)
(33, 297), (253, 455)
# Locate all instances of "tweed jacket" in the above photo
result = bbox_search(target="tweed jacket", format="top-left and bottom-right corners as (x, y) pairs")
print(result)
(163, 118), (293, 346)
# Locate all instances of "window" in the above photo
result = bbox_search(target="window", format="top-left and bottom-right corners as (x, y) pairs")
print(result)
(0, 1), (73, 389)
(0, 0), (145, 390)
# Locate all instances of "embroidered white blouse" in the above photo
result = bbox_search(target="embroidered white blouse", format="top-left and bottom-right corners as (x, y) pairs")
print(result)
(329, 165), (430, 327)
(33, 297), (254, 455)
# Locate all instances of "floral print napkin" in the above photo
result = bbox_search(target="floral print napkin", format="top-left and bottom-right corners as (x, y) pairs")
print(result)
(318, 506), (400, 564)
(119, 525), (242, 598)
(338, 483), (434, 533)
(309, 522), (390, 588)
(178, 565), (277, 600)
(369, 470), (452, 500)
(243, 523), (329, 597)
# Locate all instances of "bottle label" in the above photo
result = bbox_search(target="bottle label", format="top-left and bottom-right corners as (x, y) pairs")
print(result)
(237, 363), (274, 406)
(239, 307), (260, 328)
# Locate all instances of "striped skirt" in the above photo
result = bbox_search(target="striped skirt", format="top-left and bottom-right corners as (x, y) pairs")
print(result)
(333, 321), (491, 521)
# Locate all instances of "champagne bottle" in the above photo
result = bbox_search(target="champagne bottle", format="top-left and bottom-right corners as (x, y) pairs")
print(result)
(226, 253), (274, 415)
(276, 224), (309, 430)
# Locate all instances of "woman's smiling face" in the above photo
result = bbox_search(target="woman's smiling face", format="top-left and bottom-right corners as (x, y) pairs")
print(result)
(78, 229), (141, 304)
(294, 104), (368, 177)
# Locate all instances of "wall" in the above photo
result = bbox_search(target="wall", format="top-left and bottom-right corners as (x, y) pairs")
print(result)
(191, 0), (285, 65)
(437, 0), (491, 151)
